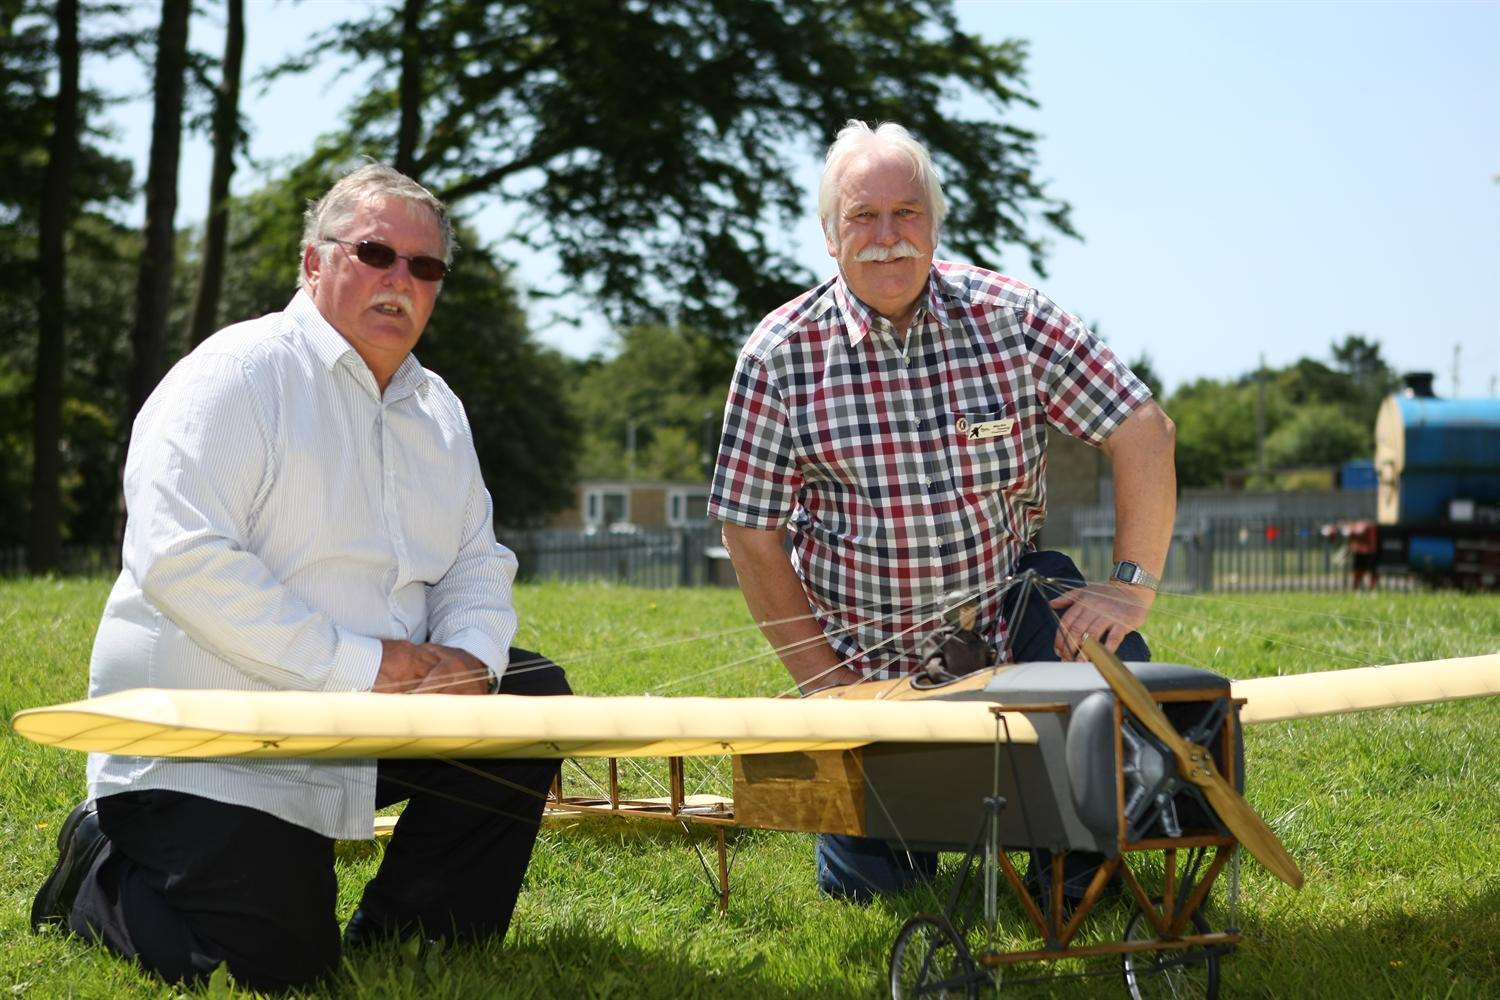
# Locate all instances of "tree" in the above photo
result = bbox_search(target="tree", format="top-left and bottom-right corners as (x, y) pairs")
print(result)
(393, 0), (422, 178)
(25, 0), (79, 573)
(1329, 332), (1398, 423)
(124, 0), (190, 424)
(1263, 403), (1367, 470)
(1167, 379), (1267, 489)
(572, 325), (730, 481)
(186, 0), (244, 346)
(282, 0), (1077, 335)
(1126, 352), (1165, 402)
(417, 239), (581, 526)
(1, 0), (138, 557)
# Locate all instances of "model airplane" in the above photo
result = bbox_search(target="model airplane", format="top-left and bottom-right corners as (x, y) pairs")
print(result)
(14, 645), (1498, 998)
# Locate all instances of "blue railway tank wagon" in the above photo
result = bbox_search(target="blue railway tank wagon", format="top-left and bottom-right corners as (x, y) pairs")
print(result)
(1374, 395), (1500, 588)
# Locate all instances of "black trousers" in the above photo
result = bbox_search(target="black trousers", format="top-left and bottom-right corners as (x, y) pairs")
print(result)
(1001, 549), (1150, 663)
(70, 649), (570, 993)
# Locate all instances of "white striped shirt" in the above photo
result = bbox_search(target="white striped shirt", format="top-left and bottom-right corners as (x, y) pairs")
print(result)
(87, 291), (518, 839)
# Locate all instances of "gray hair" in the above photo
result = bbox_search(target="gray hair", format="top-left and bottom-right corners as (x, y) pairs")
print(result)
(817, 120), (948, 246)
(298, 163), (457, 291)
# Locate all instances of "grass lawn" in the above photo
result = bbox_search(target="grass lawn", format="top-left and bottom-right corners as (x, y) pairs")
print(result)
(2, 578), (1497, 998)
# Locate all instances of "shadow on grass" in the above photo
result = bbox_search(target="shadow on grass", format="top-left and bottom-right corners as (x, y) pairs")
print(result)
(1221, 882), (1500, 994)
(336, 921), (853, 1000)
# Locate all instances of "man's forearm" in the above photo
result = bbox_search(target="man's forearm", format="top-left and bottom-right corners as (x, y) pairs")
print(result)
(1104, 401), (1178, 583)
(720, 523), (856, 691)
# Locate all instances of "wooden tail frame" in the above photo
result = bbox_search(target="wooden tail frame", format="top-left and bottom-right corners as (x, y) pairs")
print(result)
(930, 702), (1242, 977)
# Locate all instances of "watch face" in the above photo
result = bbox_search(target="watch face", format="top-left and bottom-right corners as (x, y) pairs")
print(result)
(1115, 561), (1139, 583)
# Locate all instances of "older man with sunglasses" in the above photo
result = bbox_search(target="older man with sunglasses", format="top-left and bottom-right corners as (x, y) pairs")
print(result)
(30, 164), (569, 992)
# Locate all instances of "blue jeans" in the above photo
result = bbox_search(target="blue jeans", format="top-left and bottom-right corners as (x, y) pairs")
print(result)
(815, 551), (1149, 902)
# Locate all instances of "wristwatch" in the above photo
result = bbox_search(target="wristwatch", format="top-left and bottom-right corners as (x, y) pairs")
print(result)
(1111, 560), (1160, 591)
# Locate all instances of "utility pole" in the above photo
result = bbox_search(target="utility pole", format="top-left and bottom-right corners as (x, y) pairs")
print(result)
(626, 419), (638, 479)
(1450, 344), (1461, 397)
(1255, 353), (1267, 472)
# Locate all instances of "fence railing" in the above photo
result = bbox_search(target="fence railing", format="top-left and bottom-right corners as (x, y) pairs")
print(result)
(1080, 515), (1411, 593)
(3, 518), (1410, 594)
(501, 526), (723, 589)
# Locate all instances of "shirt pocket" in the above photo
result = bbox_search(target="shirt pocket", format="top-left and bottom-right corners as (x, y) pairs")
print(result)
(949, 409), (1024, 497)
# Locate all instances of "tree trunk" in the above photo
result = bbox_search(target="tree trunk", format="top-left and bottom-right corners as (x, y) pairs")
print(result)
(187, 0), (243, 346)
(394, 0), (424, 179)
(26, 0), (80, 574)
(124, 0), (190, 424)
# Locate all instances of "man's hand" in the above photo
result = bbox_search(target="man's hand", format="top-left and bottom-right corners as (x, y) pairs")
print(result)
(372, 641), (491, 695)
(373, 639), (442, 693)
(1048, 581), (1153, 659)
(410, 644), (491, 696)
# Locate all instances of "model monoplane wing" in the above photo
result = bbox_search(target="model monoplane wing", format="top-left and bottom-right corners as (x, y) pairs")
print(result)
(1233, 652), (1499, 725)
(10, 689), (1035, 759)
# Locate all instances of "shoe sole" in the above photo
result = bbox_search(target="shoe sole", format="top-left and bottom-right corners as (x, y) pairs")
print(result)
(29, 802), (96, 932)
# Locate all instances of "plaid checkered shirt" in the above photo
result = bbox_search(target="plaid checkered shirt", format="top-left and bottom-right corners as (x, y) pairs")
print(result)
(709, 262), (1150, 678)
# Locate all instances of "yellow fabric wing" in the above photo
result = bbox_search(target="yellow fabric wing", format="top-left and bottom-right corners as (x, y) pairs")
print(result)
(1234, 652), (1499, 725)
(11, 689), (1036, 759)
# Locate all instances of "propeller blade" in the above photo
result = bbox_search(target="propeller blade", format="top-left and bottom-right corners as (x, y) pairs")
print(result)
(1081, 638), (1304, 889)
(1197, 772), (1305, 889)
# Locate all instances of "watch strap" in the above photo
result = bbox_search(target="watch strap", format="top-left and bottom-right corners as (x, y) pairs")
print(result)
(1112, 560), (1160, 591)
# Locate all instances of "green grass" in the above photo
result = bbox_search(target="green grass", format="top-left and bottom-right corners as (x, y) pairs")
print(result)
(2, 579), (1497, 998)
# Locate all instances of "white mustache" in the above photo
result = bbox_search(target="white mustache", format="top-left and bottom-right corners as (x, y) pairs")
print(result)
(854, 240), (924, 263)
(371, 292), (414, 314)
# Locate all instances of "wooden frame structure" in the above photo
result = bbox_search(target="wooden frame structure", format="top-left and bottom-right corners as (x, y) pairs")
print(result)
(546, 755), (739, 914)
(891, 693), (1246, 995)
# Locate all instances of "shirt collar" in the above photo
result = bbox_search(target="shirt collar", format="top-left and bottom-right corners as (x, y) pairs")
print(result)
(285, 290), (430, 400)
(832, 268), (946, 348)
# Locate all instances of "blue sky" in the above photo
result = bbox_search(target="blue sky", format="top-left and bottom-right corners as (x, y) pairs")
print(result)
(92, 0), (1498, 395)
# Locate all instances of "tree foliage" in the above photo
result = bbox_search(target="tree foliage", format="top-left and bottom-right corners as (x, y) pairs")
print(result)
(1163, 335), (1400, 490)
(571, 325), (732, 481)
(280, 0), (1076, 335)
(0, 0), (141, 554)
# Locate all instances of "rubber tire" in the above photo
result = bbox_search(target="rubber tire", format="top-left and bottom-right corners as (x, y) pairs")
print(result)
(889, 913), (981, 999)
(1120, 903), (1221, 1000)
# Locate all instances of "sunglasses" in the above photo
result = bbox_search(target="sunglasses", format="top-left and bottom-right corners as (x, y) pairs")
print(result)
(324, 238), (448, 282)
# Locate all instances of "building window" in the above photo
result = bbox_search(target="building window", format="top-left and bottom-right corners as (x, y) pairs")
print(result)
(667, 489), (711, 527)
(585, 488), (630, 528)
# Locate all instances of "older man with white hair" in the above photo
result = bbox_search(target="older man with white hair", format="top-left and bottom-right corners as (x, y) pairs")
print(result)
(30, 163), (569, 991)
(710, 121), (1176, 902)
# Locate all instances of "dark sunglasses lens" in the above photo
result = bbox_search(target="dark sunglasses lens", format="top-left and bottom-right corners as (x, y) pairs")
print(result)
(408, 256), (447, 281)
(353, 241), (397, 269)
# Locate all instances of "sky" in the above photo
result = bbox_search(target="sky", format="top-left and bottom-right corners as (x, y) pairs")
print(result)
(89, 0), (1499, 396)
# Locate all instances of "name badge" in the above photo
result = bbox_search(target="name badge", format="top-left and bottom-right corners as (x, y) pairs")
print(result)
(955, 416), (1015, 441)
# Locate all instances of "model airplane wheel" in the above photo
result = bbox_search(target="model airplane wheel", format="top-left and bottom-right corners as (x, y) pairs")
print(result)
(1120, 904), (1219, 1000)
(889, 914), (981, 999)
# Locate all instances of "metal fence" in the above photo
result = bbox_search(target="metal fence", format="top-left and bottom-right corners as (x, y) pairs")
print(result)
(1079, 515), (1411, 593)
(2, 518), (1409, 593)
(501, 526), (724, 588)
(0, 532), (729, 588)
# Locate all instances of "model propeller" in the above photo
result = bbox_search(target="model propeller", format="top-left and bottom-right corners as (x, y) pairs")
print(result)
(1081, 637), (1304, 889)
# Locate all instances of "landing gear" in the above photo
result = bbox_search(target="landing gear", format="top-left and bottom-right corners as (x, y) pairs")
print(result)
(1120, 903), (1221, 1000)
(889, 914), (981, 999)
